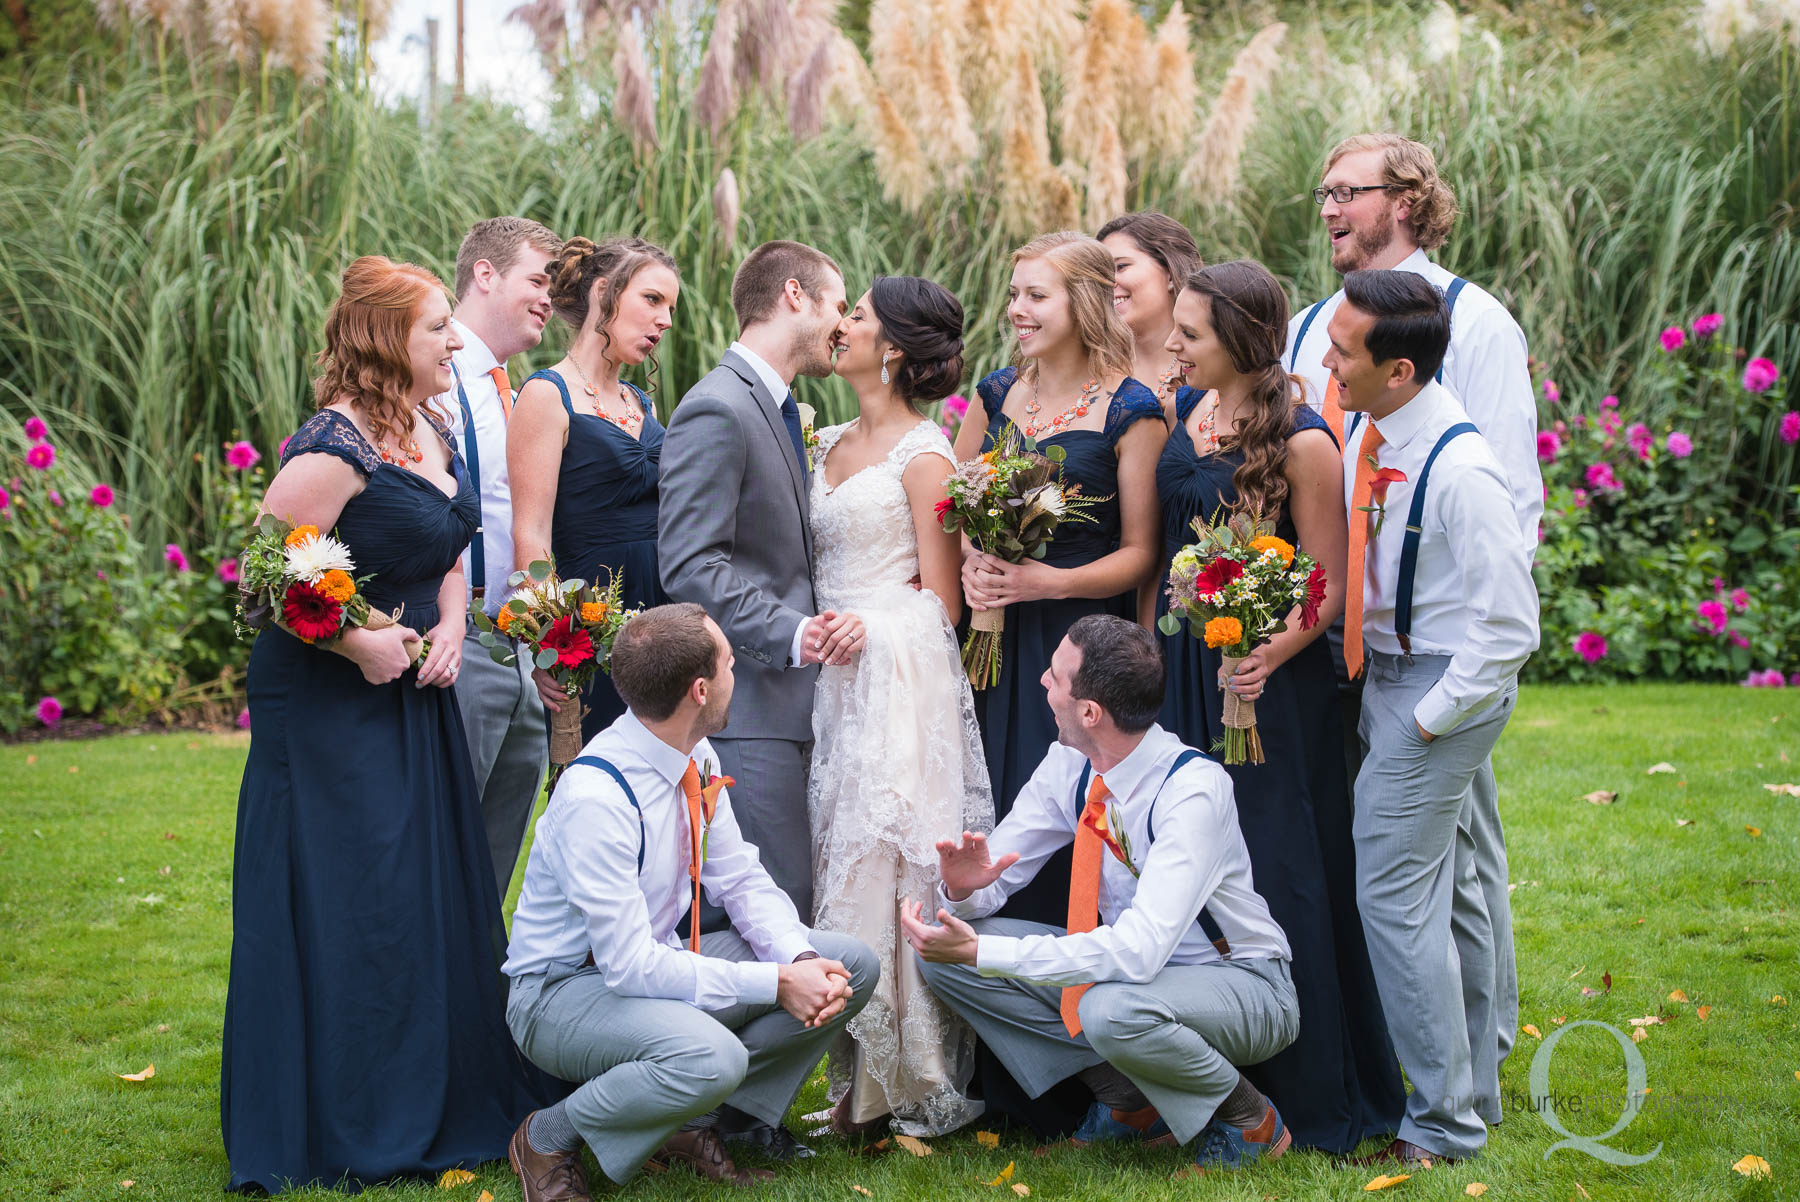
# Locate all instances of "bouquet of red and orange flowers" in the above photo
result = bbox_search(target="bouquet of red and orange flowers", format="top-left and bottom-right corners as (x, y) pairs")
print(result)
(939, 423), (1106, 689)
(471, 559), (636, 765)
(236, 514), (429, 662)
(1157, 511), (1327, 765)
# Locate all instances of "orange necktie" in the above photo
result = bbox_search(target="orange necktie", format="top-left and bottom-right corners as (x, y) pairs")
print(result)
(489, 365), (513, 422)
(1060, 772), (1109, 1037)
(1322, 376), (1345, 448)
(1344, 422), (1386, 679)
(679, 760), (707, 953)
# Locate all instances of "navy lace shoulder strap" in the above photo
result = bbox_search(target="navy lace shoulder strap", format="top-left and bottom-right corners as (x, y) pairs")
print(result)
(280, 410), (379, 477)
(1103, 377), (1165, 443)
(975, 367), (1018, 423)
(524, 368), (578, 417)
(570, 756), (646, 873)
(1288, 401), (1337, 448)
(1173, 385), (1206, 424)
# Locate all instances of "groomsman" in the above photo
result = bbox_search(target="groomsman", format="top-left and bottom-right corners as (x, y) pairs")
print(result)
(439, 216), (562, 899)
(903, 616), (1300, 1175)
(1322, 271), (1539, 1166)
(502, 603), (877, 1201)
(1287, 132), (1535, 1075)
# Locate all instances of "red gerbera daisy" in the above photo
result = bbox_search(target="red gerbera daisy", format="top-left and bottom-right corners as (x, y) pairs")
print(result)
(934, 496), (954, 523)
(1194, 556), (1244, 597)
(541, 615), (595, 669)
(283, 580), (344, 642)
(1298, 564), (1328, 630)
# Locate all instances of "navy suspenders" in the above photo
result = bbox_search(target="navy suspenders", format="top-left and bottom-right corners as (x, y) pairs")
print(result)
(450, 363), (486, 602)
(1345, 412), (1478, 652)
(1289, 275), (1467, 381)
(1073, 749), (1221, 940)
(569, 756), (647, 873)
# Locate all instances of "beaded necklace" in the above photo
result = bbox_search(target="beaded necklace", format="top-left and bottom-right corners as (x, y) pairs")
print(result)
(568, 358), (645, 433)
(1023, 375), (1102, 439)
(1192, 390), (1222, 457)
(1155, 361), (1184, 402)
(376, 432), (424, 469)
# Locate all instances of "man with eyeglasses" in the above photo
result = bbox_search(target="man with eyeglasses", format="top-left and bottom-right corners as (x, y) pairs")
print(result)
(1284, 133), (1538, 1133)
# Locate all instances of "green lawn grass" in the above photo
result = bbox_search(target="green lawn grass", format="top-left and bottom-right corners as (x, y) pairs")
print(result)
(2, 685), (1796, 1200)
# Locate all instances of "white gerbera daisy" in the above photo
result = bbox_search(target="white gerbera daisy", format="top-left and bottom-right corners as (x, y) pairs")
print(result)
(283, 532), (355, 583)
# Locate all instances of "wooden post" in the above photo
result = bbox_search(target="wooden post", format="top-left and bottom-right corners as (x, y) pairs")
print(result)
(425, 17), (440, 122)
(454, 0), (466, 101)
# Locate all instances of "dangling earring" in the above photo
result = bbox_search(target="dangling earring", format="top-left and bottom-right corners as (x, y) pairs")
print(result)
(880, 353), (892, 386)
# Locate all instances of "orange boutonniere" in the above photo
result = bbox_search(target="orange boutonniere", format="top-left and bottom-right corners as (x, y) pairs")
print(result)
(1360, 462), (1409, 535)
(1080, 799), (1140, 877)
(697, 761), (735, 864)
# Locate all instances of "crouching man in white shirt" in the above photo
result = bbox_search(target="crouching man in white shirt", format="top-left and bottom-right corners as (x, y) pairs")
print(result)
(901, 615), (1299, 1176)
(502, 602), (878, 1201)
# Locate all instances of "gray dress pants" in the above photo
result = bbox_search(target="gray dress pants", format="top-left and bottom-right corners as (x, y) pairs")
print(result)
(454, 621), (548, 899)
(1354, 651), (1517, 1159)
(506, 929), (876, 1184)
(917, 919), (1299, 1145)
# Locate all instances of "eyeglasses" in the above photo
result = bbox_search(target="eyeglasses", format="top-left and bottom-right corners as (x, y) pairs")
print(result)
(1312, 184), (1395, 205)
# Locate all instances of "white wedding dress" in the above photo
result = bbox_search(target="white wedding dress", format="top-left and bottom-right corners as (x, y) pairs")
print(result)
(808, 418), (992, 1136)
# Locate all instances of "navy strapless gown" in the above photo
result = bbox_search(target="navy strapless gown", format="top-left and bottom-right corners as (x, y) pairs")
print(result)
(222, 410), (554, 1193)
(971, 367), (1163, 926)
(1154, 386), (1404, 1153)
(529, 370), (669, 742)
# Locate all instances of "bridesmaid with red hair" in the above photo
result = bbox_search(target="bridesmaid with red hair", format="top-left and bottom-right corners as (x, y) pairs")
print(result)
(222, 256), (552, 1193)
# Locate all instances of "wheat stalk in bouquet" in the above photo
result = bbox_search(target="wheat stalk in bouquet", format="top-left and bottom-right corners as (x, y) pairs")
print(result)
(937, 423), (1107, 689)
(1157, 511), (1326, 765)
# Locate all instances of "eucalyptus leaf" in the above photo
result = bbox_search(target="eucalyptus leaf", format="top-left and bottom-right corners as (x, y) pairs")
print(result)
(1157, 613), (1182, 636)
(489, 646), (517, 666)
(528, 560), (553, 583)
(1045, 444), (1067, 463)
(535, 648), (561, 671)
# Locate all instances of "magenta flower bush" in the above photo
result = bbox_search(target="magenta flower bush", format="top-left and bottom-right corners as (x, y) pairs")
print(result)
(36, 696), (62, 726)
(1743, 357), (1780, 393)
(225, 440), (262, 471)
(1537, 430), (1561, 463)
(1659, 326), (1686, 352)
(1692, 313), (1723, 339)
(1665, 431), (1693, 457)
(164, 543), (190, 572)
(89, 483), (114, 507)
(1782, 412), (1799, 445)
(26, 443), (55, 470)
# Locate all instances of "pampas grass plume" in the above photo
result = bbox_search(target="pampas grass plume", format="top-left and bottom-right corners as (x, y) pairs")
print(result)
(921, 37), (979, 186)
(713, 167), (741, 249)
(1181, 21), (1287, 206)
(1085, 118), (1127, 227)
(786, 35), (834, 141)
(271, 0), (328, 80)
(1145, 4), (1196, 165)
(873, 89), (932, 213)
(613, 17), (660, 152)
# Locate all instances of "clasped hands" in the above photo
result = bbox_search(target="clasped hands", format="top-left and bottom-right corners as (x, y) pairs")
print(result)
(776, 956), (855, 1028)
(898, 831), (1020, 967)
(800, 610), (865, 667)
(962, 552), (1059, 612)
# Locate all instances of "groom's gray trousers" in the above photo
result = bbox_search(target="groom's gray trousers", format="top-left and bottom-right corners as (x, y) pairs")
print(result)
(917, 919), (1299, 1144)
(506, 929), (875, 1184)
(1355, 651), (1517, 1160)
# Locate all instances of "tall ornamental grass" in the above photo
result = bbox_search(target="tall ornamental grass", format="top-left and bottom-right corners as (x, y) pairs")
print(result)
(0, 2), (1794, 557)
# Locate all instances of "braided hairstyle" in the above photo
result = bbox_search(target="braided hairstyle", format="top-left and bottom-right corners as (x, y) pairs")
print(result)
(548, 235), (680, 396)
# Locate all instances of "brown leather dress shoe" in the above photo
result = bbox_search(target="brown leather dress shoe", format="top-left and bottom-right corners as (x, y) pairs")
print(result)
(509, 1113), (594, 1202)
(1345, 1137), (1455, 1169)
(650, 1127), (777, 1186)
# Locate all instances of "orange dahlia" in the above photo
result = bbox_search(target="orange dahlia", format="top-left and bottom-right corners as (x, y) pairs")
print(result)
(1203, 616), (1243, 649)
(495, 608), (516, 633)
(580, 601), (608, 624)
(1250, 535), (1294, 567)
(284, 524), (319, 547)
(316, 569), (355, 603)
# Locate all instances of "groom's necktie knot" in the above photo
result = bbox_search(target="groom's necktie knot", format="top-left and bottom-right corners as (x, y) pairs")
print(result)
(780, 392), (809, 477)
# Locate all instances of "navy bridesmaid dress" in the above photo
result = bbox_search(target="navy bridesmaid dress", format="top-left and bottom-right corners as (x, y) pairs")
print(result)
(1153, 386), (1405, 1153)
(971, 366), (1163, 925)
(527, 369), (669, 742)
(222, 410), (554, 1193)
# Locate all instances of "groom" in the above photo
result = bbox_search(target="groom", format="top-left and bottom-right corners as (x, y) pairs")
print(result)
(659, 240), (864, 1154)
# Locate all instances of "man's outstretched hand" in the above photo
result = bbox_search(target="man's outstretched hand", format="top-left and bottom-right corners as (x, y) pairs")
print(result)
(899, 898), (979, 966)
(936, 831), (1019, 902)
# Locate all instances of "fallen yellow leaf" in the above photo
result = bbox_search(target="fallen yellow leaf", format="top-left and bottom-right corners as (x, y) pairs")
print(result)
(1582, 790), (1616, 805)
(981, 1162), (1015, 1187)
(1554, 1015), (1567, 1024)
(1522, 1023), (1542, 1039)
(1676, 818), (1694, 826)
(1364, 1173), (1411, 1191)
(1773, 995), (1788, 1005)
(893, 1135), (934, 1158)
(437, 1168), (476, 1188)
(1646, 761), (1676, 774)
(120, 1182), (134, 1189)
(1746, 825), (1763, 837)
(117, 1065), (155, 1082)
(1669, 989), (1689, 1002)
(1576, 1185), (1591, 1200)
(1631, 1027), (1648, 1043)
(25, 753), (35, 765)
(478, 1193), (493, 1202)
(1627, 1015), (1667, 1026)
(1465, 1186), (1488, 1198)
(850, 1186), (872, 1197)
(68, 764), (79, 773)
(1731, 1154), (1771, 1179)
(975, 1131), (1000, 1149)
(1763, 783), (1800, 797)
(1697, 1005), (1713, 1021)
(1011, 1186), (1030, 1198)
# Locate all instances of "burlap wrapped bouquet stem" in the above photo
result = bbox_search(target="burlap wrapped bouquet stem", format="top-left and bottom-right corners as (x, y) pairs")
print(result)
(1219, 653), (1266, 765)
(548, 695), (586, 765)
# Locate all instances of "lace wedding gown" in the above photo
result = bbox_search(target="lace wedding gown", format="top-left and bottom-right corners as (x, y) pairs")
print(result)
(809, 418), (992, 1136)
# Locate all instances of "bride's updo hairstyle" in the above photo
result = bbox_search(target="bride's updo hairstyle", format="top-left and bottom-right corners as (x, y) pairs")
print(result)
(867, 275), (965, 414)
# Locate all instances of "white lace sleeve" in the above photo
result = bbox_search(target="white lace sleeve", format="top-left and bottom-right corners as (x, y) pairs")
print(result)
(891, 420), (957, 474)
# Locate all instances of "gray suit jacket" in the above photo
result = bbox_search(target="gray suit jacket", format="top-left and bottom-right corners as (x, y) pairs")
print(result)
(658, 349), (818, 741)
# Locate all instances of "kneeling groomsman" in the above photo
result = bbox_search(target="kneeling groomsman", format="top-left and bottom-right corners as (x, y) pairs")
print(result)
(502, 603), (878, 1201)
(1323, 271), (1539, 1167)
(903, 616), (1299, 1175)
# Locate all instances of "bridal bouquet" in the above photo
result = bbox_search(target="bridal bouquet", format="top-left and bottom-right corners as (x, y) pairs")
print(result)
(1157, 511), (1327, 765)
(470, 559), (635, 765)
(236, 515), (429, 662)
(938, 423), (1105, 689)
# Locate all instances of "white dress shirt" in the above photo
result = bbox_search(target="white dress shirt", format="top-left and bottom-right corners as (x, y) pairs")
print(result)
(503, 710), (817, 1007)
(939, 726), (1291, 987)
(1286, 248), (1543, 552)
(727, 340), (813, 669)
(1341, 381), (1541, 736)
(435, 320), (517, 614)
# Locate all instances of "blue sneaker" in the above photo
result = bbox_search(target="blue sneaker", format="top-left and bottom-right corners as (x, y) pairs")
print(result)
(1069, 1101), (1173, 1147)
(1192, 1102), (1291, 1172)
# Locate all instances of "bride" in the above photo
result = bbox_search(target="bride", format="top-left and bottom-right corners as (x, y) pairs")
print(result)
(808, 275), (992, 1136)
